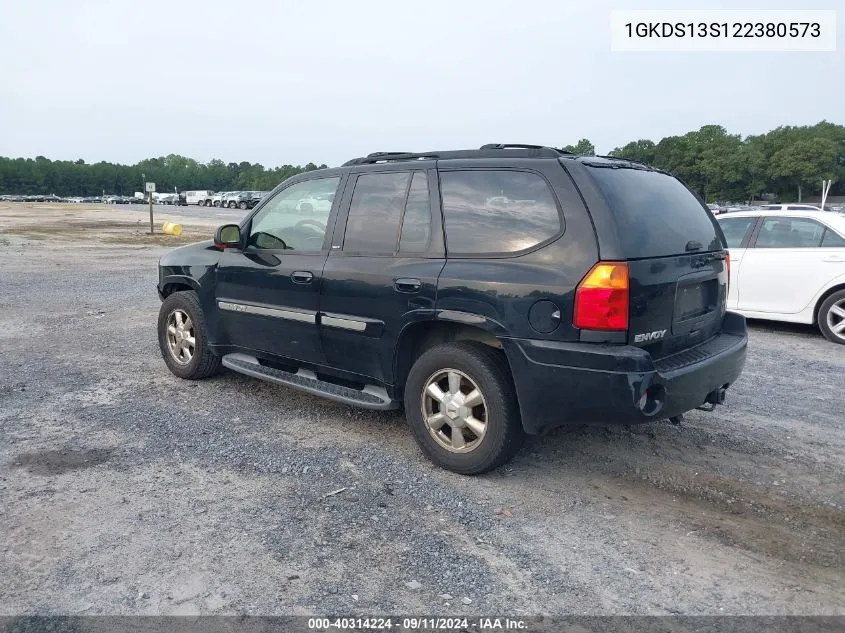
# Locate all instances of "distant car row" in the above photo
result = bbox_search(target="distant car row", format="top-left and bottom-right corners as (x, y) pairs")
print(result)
(0, 190), (270, 209)
(708, 202), (845, 215)
(182, 190), (269, 210)
(0, 194), (149, 204)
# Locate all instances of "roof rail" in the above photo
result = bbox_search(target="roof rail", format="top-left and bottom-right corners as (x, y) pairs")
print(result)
(480, 143), (571, 156)
(343, 152), (439, 166)
(342, 144), (572, 167)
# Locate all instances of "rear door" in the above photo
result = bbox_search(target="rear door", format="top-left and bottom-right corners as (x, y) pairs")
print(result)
(318, 165), (445, 383)
(582, 165), (728, 358)
(715, 215), (759, 309)
(737, 216), (845, 314)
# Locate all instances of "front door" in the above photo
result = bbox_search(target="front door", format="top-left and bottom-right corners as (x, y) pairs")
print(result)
(319, 167), (445, 382)
(215, 176), (344, 364)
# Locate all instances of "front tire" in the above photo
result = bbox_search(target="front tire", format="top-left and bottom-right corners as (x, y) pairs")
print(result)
(818, 289), (845, 344)
(157, 291), (222, 379)
(238, 201), (248, 210)
(404, 342), (525, 475)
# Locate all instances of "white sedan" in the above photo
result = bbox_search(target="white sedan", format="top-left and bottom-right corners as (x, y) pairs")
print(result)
(716, 210), (845, 344)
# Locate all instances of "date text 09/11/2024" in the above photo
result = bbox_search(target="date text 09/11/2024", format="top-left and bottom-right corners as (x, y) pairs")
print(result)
(307, 617), (528, 630)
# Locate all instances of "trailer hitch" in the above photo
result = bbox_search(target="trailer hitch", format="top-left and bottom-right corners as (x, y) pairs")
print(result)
(697, 386), (728, 412)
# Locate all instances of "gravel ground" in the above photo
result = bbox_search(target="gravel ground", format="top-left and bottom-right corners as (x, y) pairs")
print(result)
(1, 207), (844, 616)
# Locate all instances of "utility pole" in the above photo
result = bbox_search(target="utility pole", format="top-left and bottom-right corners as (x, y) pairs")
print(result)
(821, 179), (832, 211)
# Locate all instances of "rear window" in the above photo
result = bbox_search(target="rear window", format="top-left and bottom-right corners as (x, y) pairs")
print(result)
(588, 167), (722, 258)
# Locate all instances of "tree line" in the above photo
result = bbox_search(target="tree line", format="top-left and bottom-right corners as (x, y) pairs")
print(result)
(564, 120), (844, 203)
(0, 155), (328, 197)
(1, 120), (842, 202)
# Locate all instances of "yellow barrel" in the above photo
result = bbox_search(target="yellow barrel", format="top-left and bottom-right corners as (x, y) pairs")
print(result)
(162, 222), (183, 236)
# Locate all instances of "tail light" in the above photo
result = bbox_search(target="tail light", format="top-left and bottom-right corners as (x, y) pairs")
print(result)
(725, 250), (730, 294)
(573, 262), (629, 331)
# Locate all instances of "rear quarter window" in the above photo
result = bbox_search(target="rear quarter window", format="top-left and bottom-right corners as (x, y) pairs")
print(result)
(822, 227), (845, 247)
(716, 217), (756, 248)
(588, 167), (722, 258)
(439, 170), (561, 255)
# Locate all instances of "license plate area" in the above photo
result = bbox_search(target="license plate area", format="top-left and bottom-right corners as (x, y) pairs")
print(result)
(674, 275), (719, 331)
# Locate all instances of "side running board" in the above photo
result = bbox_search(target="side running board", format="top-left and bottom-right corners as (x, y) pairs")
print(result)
(221, 353), (397, 410)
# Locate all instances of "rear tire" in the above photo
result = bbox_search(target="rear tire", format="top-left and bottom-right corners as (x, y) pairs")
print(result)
(213, 200), (220, 207)
(157, 291), (222, 379)
(238, 201), (248, 210)
(404, 342), (525, 475)
(818, 289), (845, 344)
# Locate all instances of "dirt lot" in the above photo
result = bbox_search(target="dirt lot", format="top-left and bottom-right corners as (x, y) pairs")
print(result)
(1, 204), (843, 616)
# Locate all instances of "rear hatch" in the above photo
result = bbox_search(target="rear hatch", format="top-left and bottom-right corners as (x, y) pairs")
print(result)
(586, 165), (728, 359)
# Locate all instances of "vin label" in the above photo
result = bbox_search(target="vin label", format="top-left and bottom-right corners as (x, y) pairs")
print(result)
(611, 10), (836, 52)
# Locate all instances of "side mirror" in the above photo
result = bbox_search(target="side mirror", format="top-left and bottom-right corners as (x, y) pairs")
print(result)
(214, 224), (241, 249)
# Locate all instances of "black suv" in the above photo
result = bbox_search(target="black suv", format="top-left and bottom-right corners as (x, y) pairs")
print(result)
(156, 144), (747, 474)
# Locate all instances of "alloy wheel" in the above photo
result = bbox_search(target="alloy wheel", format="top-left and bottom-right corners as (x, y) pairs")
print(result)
(165, 309), (195, 365)
(826, 299), (845, 342)
(421, 368), (487, 453)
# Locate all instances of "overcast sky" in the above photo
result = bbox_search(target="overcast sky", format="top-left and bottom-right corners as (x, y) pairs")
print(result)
(0, 0), (841, 168)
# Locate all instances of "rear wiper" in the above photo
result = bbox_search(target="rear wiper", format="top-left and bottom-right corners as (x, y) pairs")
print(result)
(685, 240), (703, 252)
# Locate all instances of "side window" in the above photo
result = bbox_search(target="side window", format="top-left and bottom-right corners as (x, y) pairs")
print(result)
(821, 228), (845, 247)
(754, 217), (825, 248)
(248, 177), (340, 251)
(343, 172), (410, 253)
(398, 172), (431, 253)
(716, 217), (755, 248)
(439, 170), (561, 254)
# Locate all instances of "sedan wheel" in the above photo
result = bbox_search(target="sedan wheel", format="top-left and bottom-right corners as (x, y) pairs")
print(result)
(819, 290), (845, 344)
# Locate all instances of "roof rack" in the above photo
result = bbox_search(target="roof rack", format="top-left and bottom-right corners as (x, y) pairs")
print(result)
(342, 144), (570, 167)
(343, 152), (440, 166)
(479, 143), (571, 156)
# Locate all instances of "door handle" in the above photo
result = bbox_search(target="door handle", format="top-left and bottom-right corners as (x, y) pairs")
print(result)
(394, 278), (422, 293)
(291, 271), (313, 284)
(822, 256), (845, 263)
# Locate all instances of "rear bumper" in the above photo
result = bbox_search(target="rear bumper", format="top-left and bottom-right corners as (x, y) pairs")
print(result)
(502, 312), (748, 434)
